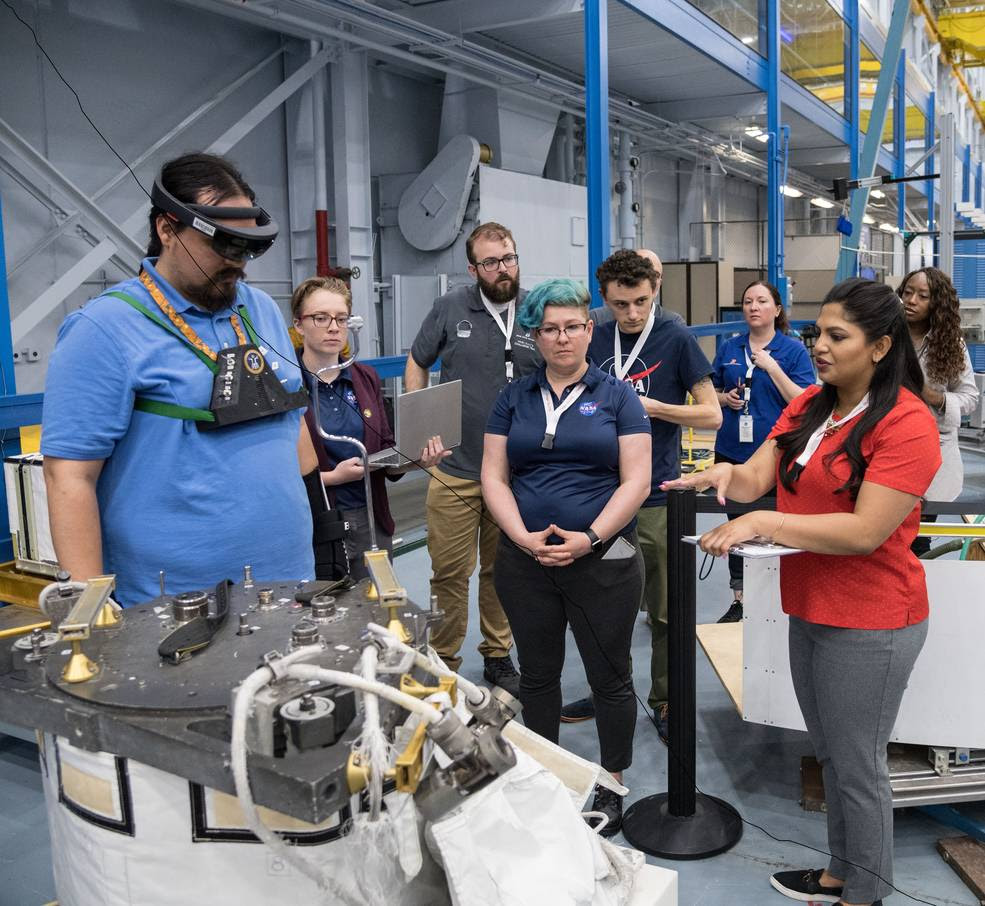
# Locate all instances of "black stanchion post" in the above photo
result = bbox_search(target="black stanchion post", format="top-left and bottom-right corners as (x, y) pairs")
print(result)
(621, 488), (743, 859)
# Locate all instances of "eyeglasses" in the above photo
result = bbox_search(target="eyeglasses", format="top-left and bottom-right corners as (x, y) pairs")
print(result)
(474, 253), (519, 273)
(299, 313), (349, 329)
(535, 322), (589, 341)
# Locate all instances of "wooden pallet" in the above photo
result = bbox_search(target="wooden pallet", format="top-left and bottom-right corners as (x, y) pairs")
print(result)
(938, 835), (985, 905)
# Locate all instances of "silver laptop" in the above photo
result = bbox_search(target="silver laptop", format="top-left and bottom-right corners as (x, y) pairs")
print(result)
(368, 379), (462, 468)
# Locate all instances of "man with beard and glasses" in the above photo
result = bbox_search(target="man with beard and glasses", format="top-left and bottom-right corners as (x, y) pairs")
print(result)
(404, 222), (541, 694)
(42, 153), (317, 606)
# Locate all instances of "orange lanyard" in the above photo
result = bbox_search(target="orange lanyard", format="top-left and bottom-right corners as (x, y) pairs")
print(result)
(139, 271), (247, 362)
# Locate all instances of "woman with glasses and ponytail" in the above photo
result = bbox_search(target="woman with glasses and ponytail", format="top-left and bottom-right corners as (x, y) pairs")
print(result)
(481, 278), (652, 838)
(664, 279), (940, 906)
(291, 276), (447, 578)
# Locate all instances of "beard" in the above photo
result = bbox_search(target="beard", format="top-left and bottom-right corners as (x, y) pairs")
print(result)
(186, 268), (245, 313)
(478, 270), (519, 305)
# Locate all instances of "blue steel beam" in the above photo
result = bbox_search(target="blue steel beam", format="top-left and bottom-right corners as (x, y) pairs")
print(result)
(584, 0), (610, 308)
(927, 92), (936, 235)
(977, 160), (983, 210)
(836, 0), (910, 280)
(846, 0), (861, 181)
(963, 144), (971, 204)
(895, 53), (906, 231)
(0, 191), (20, 562)
(766, 0), (783, 297)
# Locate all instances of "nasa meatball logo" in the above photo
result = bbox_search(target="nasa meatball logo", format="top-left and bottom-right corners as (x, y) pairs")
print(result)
(344, 388), (358, 406)
(579, 401), (598, 416)
(243, 349), (264, 374)
(598, 355), (663, 396)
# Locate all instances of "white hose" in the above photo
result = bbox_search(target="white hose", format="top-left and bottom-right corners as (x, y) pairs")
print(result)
(365, 622), (485, 704)
(357, 645), (387, 820)
(284, 664), (443, 722)
(230, 650), (441, 903)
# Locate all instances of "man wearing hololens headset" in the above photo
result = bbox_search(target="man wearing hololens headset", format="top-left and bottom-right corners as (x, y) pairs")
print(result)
(42, 153), (319, 607)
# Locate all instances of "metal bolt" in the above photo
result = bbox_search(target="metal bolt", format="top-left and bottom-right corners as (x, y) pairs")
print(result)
(299, 692), (316, 712)
(55, 569), (71, 583)
(237, 613), (252, 636)
(244, 565), (254, 588)
(30, 629), (43, 657)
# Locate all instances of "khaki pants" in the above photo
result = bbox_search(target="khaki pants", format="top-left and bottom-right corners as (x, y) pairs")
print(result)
(425, 470), (513, 671)
(636, 504), (669, 709)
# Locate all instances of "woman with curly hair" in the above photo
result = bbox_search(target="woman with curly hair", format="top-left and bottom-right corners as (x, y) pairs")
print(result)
(898, 267), (979, 553)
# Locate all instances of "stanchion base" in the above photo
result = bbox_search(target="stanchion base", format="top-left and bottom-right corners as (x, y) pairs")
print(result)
(621, 792), (743, 860)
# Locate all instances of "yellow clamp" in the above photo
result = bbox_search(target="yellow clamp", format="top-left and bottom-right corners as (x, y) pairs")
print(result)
(399, 673), (457, 707)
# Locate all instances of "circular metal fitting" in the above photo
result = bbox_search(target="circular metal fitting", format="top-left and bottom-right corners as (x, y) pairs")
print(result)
(14, 630), (59, 652)
(281, 694), (334, 722)
(257, 587), (276, 610)
(172, 590), (208, 623)
(290, 618), (320, 648)
(309, 594), (336, 621)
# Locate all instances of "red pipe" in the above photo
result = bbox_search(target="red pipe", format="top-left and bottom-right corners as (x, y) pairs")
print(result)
(315, 209), (330, 276)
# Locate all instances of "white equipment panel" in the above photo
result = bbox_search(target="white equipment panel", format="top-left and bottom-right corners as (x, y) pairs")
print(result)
(742, 557), (985, 749)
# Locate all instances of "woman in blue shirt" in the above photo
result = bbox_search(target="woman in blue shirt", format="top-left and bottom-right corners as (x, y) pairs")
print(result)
(292, 276), (446, 579)
(712, 280), (815, 621)
(482, 278), (652, 837)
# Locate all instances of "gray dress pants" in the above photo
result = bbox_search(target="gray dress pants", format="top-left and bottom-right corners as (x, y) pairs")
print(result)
(788, 615), (928, 903)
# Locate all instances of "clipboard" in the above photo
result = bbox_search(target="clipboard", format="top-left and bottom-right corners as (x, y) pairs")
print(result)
(682, 535), (804, 558)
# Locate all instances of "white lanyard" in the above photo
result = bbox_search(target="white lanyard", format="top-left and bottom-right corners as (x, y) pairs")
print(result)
(482, 296), (516, 380)
(613, 306), (656, 382)
(540, 383), (587, 449)
(743, 345), (756, 381)
(794, 395), (869, 469)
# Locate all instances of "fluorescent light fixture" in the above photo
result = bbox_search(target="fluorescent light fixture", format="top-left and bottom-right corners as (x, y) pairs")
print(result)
(740, 35), (757, 44)
(878, 222), (899, 233)
(870, 189), (886, 199)
(810, 197), (835, 208)
(754, 132), (770, 143)
(862, 214), (876, 224)
(780, 185), (803, 197)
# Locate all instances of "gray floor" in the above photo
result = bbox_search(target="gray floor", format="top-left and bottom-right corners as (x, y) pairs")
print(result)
(4, 455), (985, 905)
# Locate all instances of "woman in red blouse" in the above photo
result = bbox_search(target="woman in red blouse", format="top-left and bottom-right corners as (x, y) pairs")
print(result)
(664, 279), (940, 906)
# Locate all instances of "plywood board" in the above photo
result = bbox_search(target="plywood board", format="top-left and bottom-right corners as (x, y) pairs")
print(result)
(696, 622), (742, 713)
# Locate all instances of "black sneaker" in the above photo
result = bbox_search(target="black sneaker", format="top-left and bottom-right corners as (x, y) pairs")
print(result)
(560, 696), (596, 723)
(586, 785), (623, 837)
(483, 655), (520, 697)
(655, 703), (669, 744)
(717, 599), (743, 623)
(769, 867), (843, 902)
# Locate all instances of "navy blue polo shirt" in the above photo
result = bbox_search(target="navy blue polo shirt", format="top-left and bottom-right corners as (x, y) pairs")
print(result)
(712, 331), (816, 462)
(314, 369), (367, 510)
(589, 317), (712, 507)
(486, 362), (649, 538)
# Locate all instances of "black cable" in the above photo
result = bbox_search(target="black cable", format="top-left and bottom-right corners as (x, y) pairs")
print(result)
(4, 8), (948, 902)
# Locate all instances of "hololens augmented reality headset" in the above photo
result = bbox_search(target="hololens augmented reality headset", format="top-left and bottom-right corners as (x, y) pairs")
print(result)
(150, 180), (279, 262)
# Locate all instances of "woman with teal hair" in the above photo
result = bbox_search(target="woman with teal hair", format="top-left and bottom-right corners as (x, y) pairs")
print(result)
(482, 277), (652, 837)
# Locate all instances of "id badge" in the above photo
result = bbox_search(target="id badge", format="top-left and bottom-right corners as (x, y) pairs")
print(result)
(739, 414), (754, 443)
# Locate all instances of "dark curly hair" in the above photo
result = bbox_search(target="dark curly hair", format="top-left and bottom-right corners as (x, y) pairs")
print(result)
(775, 278), (923, 499)
(596, 249), (657, 297)
(896, 266), (965, 386)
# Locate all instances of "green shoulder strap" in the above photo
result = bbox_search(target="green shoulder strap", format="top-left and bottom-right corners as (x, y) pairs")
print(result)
(106, 290), (219, 373)
(235, 303), (261, 347)
(105, 290), (217, 423)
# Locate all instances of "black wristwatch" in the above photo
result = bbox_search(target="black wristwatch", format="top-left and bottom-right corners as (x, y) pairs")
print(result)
(584, 528), (604, 552)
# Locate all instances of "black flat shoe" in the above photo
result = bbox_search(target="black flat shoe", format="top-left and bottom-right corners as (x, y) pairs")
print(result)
(586, 784), (623, 838)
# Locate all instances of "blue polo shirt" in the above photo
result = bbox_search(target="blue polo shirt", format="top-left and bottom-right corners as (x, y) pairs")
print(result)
(41, 258), (314, 606)
(313, 369), (366, 510)
(485, 362), (649, 539)
(589, 317), (712, 507)
(712, 331), (816, 462)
